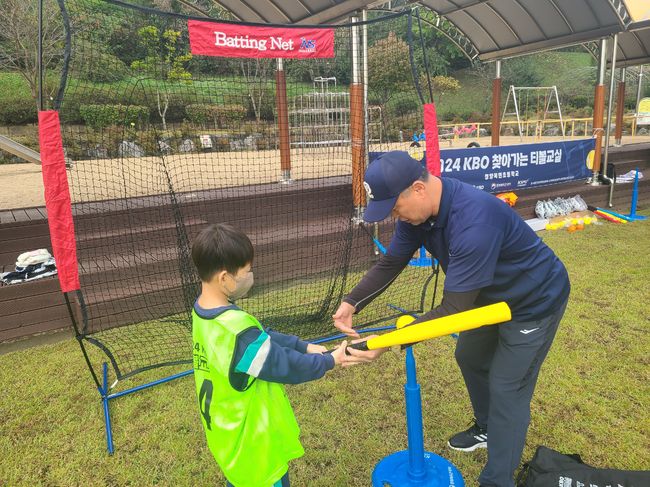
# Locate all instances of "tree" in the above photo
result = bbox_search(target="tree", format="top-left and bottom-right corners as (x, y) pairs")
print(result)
(131, 25), (192, 130)
(0, 0), (64, 107)
(240, 59), (273, 125)
(419, 74), (461, 104)
(368, 32), (412, 108)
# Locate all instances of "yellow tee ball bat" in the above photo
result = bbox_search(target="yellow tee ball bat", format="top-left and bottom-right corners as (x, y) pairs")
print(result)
(349, 302), (511, 351)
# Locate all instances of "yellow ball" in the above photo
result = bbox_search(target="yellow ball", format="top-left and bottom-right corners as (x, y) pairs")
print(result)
(396, 315), (416, 329)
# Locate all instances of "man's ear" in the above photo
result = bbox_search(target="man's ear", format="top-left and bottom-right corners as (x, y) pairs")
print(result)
(411, 180), (427, 194)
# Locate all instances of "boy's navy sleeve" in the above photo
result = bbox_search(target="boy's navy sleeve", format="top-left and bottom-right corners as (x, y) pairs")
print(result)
(232, 328), (334, 385)
(264, 328), (309, 353)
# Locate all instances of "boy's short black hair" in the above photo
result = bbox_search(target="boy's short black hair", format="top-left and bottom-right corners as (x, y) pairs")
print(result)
(191, 224), (254, 282)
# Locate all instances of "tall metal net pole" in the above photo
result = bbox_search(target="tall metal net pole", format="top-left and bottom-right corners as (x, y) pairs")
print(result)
(602, 34), (618, 177)
(350, 16), (366, 221)
(38, 0), (44, 111)
(614, 67), (626, 146)
(491, 60), (502, 146)
(276, 58), (292, 184)
(590, 38), (608, 185)
(635, 65), (644, 136)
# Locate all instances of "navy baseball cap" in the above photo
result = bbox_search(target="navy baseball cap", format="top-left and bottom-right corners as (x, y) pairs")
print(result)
(363, 151), (426, 223)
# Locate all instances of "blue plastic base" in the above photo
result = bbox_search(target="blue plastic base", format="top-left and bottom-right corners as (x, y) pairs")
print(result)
(372, 450), (464, 487)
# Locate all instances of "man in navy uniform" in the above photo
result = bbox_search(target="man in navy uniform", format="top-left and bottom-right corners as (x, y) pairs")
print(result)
(334, 151), (570, 487)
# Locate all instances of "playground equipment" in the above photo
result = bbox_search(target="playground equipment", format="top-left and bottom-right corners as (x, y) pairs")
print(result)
(290, 77), (351, 148)
(0, 135), (41, 165)
(289, 76), (383, 150)
(502, 86), (565, 142)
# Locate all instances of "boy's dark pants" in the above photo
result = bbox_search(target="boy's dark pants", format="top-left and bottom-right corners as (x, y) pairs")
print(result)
(455, 299), (568, 487)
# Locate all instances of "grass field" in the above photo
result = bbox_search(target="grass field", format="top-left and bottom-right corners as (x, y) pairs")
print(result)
(0, 211), (649, 486)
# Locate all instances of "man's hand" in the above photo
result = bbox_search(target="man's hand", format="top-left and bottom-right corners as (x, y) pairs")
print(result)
(333, 302), (359, 338)
(329, 340), (348, 366)
(342, 335), (387, 367)
(306, 343), (328, 354)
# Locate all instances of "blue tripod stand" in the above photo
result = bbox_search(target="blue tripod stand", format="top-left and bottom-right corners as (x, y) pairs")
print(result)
(372, 345), (464, 486)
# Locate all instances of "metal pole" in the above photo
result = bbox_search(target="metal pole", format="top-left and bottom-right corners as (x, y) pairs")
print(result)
(361, 9), (380, 255)
(352, 17), (359, 85)
(101, 363), (115, 454)
(38, 0), (44, 111)
(635, 65), (644, 136)
(603, 35), (618, 174)
(491, 60), (501, 146)
(363, 9), (369, 159)
(602, 35), (618, 205)
(276, 58), (293, 184)
(350, 16), (366, 221)
(554, 86), (565, 137)
(512, 87), (523, 142)
(589, 38), (608, 185)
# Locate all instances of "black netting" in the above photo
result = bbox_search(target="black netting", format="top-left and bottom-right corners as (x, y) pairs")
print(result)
(52, 0), (436, 385)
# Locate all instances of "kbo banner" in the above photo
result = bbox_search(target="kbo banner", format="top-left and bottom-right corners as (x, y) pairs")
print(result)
(188, 20), (335, 59)
(371, 138), (595, 192)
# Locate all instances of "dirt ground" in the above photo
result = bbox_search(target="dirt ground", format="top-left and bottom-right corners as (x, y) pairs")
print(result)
(2, 135), (649, 210)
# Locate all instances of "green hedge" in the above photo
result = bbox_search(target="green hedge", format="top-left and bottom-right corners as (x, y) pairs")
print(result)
(0, 97), (37, 125)
(185, 104), (246, 127)
(79, 104), (149, 129)
(59, 81), (199, 125)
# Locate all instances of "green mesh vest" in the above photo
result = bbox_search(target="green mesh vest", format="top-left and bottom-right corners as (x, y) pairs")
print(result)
(192, 308), (304, 487)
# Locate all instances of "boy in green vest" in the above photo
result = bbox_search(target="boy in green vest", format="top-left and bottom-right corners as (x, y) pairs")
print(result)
(191, 223), (349, 487)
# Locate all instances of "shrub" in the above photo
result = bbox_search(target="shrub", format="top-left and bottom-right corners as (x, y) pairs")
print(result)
(0, 97), (37, 125)
(571, 95), (590, 108)
(136, 129), (161, 155)
(185, 104), (246, 127)
(74, 48), (130, 83)
(79, 104), (149, 129)
(389, 96), (420, 117)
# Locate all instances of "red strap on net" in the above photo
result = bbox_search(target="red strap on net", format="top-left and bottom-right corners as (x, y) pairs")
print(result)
(38, 110), (80, 292)
(423, 103), (441, 177)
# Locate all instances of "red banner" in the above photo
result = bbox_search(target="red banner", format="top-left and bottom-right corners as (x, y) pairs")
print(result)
(424, 103), (441, 176)
(188, 20), (334, 59)
(38, 111), (80, 293)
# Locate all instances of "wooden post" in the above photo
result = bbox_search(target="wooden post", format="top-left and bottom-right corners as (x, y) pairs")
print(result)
(614, 67), (626, 146)
(276, 59), (292, 183)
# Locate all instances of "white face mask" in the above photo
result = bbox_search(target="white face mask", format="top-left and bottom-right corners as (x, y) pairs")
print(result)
(225, 271), (254, 301)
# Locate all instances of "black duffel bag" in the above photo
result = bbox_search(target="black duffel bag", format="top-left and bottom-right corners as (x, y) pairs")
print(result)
(516, 446), (649, 487)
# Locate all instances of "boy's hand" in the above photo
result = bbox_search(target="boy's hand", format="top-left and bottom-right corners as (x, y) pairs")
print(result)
(342, 335), (387, 367)
(306, 343), (328, 354)
(329, 340), (348, 366)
